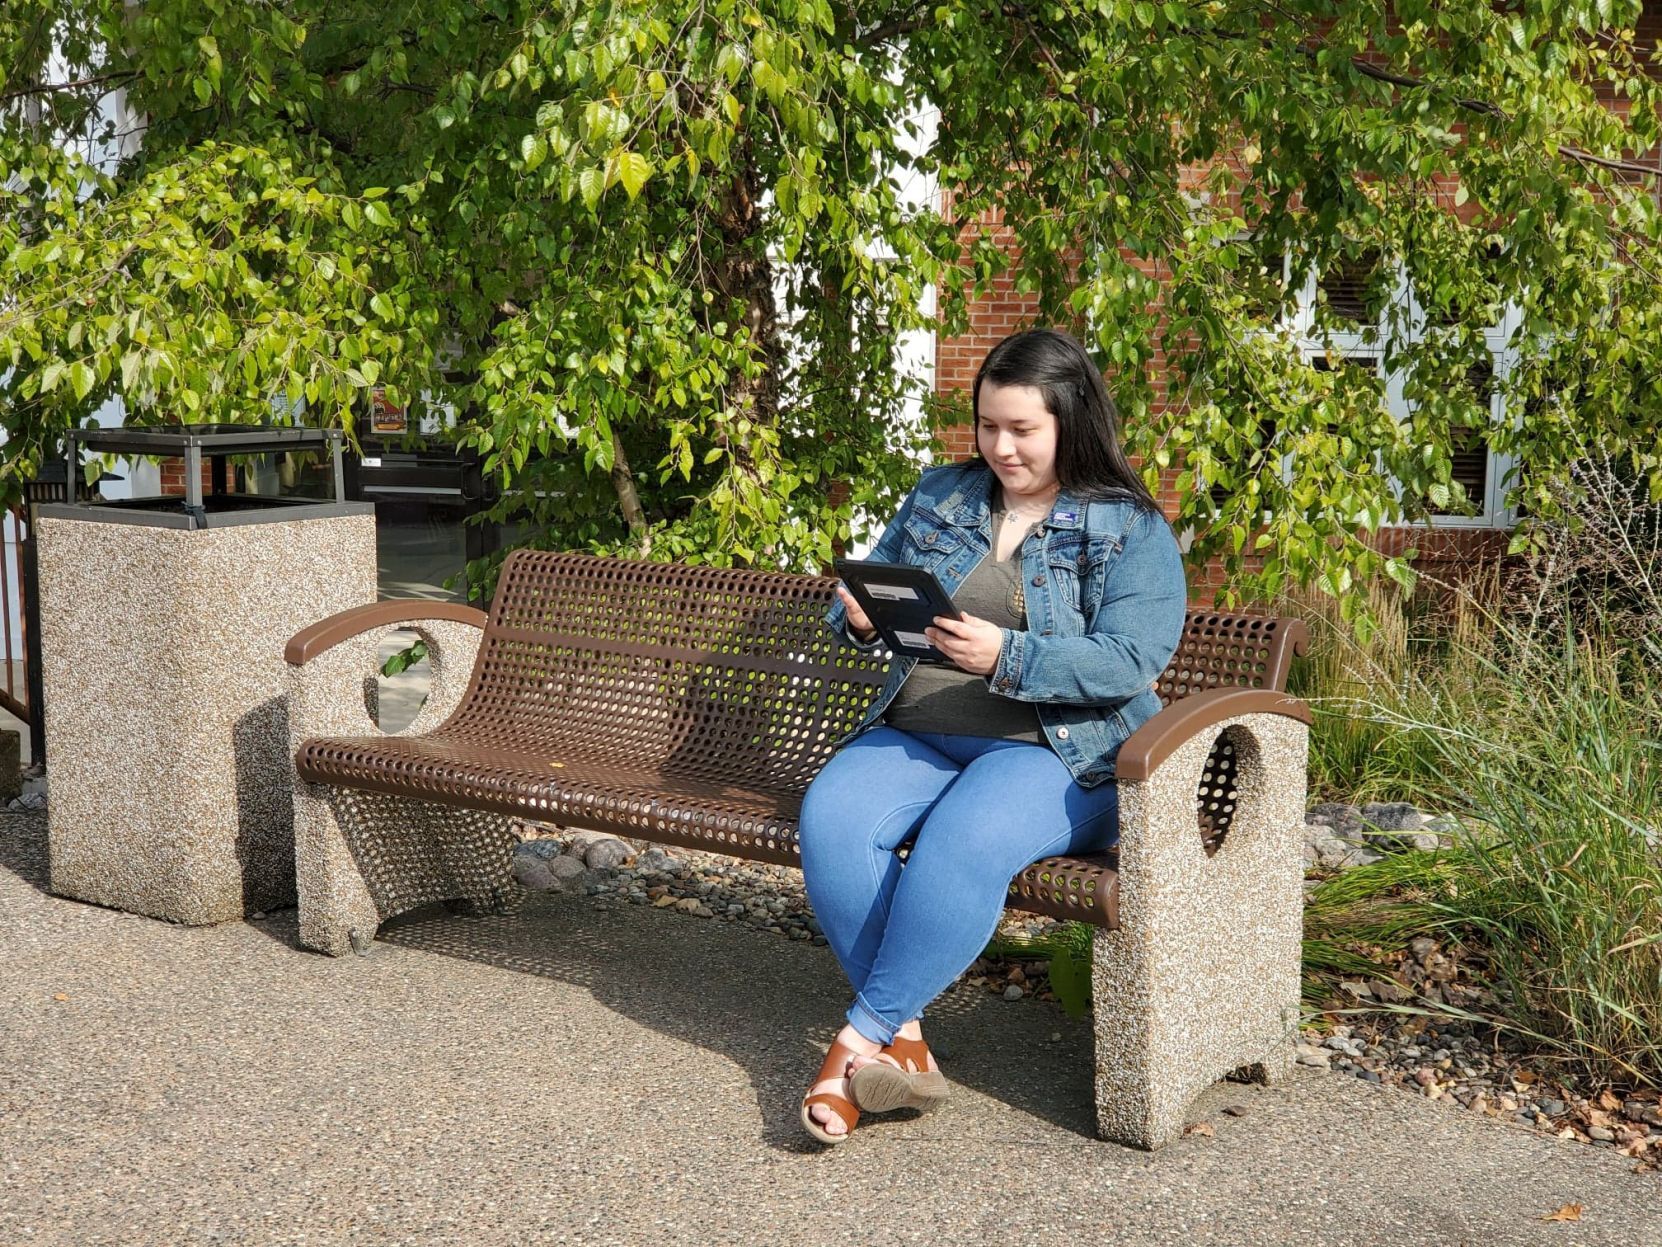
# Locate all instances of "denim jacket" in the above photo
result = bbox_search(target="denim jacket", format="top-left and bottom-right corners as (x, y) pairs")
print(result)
(826, 462), (1188, 787)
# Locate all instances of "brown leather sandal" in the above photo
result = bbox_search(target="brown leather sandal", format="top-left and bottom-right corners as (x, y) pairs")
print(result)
(848, 1034), (950, 1113)
(800, 1040), (862, 1145)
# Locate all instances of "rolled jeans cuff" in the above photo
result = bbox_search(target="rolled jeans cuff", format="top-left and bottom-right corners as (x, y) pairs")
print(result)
(847, 992), (902, 1046)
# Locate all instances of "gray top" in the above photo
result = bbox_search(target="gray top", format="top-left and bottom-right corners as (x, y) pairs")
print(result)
(884, 510), (1043, 743)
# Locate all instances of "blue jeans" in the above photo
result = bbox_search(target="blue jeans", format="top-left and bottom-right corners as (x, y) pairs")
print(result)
(797, 727), (1121, 1046)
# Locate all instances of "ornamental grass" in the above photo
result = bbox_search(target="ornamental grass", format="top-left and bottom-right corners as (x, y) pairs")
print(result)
(1298, 456), (1662, 1089)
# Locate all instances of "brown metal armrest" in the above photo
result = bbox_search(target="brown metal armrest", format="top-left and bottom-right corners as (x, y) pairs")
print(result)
(1115, 687), (1311, 782)
(284, 601), (489, 666)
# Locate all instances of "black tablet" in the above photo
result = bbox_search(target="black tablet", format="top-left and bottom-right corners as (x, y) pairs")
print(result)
(833, 558), (963, 663)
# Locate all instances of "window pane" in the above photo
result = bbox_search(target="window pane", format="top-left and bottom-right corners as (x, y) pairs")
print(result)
(1428, 361), (1493, 516)
(1317, 249), (1386, 324)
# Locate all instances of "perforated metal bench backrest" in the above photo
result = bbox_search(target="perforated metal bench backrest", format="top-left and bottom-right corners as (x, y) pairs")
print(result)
(443, 552), (1303, 805)
(1157, 611), (1306, 705)
(445, 551), (892, 797)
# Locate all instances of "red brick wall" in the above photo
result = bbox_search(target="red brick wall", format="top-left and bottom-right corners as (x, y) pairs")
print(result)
(157, 460), (233, 497)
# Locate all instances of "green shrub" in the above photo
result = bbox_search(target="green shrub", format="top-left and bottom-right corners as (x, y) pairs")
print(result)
(1301, 452), (1662, 1087)
(1383, 630), (1662, 1087)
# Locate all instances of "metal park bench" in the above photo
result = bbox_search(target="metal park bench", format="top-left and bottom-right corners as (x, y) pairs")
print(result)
(284, 550), (1310, 1148)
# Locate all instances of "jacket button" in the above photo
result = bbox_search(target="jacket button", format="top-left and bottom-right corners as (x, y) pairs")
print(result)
(1031, 574), (1045, 587)
(1056, 727), (1070, 740)
(923, 532), (936, 545)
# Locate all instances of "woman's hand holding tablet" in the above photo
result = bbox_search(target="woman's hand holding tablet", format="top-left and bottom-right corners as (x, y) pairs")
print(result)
(833, 558), (968, 662)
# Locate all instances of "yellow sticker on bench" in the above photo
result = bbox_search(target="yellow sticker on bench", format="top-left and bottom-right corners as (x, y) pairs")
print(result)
(548, 761), (565, 768)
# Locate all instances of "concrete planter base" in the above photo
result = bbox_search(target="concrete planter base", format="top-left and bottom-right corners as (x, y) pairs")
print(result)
(37, 508), (376, 924)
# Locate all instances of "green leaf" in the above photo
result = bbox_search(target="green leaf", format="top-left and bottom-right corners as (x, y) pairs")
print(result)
(69, 361), (96, 401)
(579, 166), (604, 210)
(617, 151), (652, 199)
(1384, 558), (1418, 592)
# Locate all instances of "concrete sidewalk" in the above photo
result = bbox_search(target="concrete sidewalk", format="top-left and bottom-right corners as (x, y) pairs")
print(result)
(2, 810), (1656, 1247)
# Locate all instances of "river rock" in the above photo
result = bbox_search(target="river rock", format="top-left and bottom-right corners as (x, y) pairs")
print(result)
(1306, 802), (1364, 837)
(548, 854), (587, 886)
(583, 836), (633, 871)
(1295, 1043), (1333, 1069)
(636, 846), (683, 875)
(512, 856), (555, 891)
(1303, 826), (1383, 869)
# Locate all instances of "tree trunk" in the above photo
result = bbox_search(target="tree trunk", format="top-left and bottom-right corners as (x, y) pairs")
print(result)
(714, 143), (782, 430)
(609, 425), (651, 556)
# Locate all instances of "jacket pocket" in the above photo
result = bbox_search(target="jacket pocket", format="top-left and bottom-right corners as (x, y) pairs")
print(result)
(902, 515), (964, 563)
(1045, 535), (1117, 618)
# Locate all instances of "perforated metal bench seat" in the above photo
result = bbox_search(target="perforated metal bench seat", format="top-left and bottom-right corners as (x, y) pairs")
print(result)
(295, 734), (817, 863)
(294, 725), (1130, 925)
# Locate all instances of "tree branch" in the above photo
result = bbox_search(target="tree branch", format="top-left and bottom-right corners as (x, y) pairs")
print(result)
(1328, 45), (1660, 180)
(0, 71), (137, 103)
(608, 425), (651, 555)
(855, 4), (933, 48)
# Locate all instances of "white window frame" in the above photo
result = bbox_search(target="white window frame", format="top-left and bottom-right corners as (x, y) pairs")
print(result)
(1279, 253), (1521, 530)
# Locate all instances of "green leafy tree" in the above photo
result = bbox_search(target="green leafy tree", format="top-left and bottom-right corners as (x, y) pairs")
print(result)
(4, 2), (1660, 614)
(1, 0), (948, 575)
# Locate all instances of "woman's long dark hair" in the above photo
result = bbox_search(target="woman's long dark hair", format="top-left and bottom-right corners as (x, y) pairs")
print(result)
(972, 328), (1162, 513)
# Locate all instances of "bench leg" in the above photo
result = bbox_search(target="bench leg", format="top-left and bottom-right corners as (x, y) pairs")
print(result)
(294, 782), (383, 957)
(1089, 926), (1300, 1149)
(1088, 712), (1308, 1149)
(293, 784), (524, 956)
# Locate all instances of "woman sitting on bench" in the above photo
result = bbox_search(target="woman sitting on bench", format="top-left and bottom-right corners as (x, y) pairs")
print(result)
(799, 327), (1188, 1144)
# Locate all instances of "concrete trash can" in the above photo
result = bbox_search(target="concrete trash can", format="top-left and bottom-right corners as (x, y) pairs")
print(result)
(35, 425), (377, 924)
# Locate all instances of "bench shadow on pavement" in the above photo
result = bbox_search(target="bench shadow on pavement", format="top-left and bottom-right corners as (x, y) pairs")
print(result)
(0, 810), (51, 894)
(0, 810), (1105, 1146)
(371, 890), (1104, 1149)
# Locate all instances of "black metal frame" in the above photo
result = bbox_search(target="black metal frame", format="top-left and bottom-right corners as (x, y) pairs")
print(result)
(343, 433), (502, 601)
(66, 424), (346, 511)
